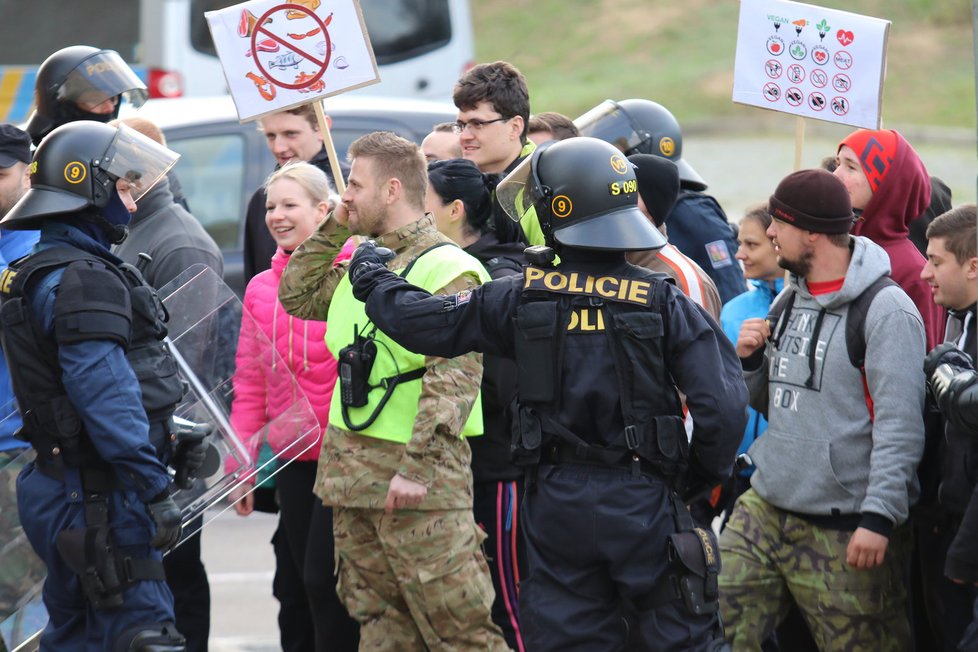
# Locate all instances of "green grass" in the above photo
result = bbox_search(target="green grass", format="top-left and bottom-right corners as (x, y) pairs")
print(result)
(472, 0), (976, 129)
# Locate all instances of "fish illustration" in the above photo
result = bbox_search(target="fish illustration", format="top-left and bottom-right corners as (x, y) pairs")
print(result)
(268, 52), (302, 69)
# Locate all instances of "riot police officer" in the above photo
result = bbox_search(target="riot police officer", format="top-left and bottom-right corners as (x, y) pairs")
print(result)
(26, 46), (148, 146)
(575, 99), (747, 303)
(0, 121), (190, 651)
(348, 136), (748, 651)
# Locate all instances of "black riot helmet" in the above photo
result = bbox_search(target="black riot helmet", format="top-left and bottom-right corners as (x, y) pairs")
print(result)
(26, 46), (148, 146)
(575, 99), (707, 191)
(2, 121), (178, 235)
(496, 136), (667, 252)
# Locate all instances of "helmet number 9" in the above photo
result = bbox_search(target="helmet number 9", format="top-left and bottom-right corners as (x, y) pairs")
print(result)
(64, 162), (87, 184)
(551, 195), (573, 218)
(608, 179), (637, 196)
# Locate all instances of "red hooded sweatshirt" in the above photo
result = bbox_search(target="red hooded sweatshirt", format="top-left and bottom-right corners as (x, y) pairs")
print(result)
(839, 129), (946, 350)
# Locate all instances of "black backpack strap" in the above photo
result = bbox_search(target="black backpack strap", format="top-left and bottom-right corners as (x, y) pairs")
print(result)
(846, 275), (900, 368)
(766, 287), (796, 349)
(339, 242), (456, 432)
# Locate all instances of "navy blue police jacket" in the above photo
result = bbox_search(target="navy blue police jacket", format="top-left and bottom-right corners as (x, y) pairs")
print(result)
(19, 223), (170, 502)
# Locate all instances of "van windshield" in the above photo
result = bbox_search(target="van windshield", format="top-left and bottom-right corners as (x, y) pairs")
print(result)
(190, 0), (451, 66)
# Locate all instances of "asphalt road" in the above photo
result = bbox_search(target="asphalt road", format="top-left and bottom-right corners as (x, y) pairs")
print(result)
(203, 507), (281, 651)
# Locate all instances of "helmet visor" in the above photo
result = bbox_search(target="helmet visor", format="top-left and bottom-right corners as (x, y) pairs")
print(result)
(496, 154), (538, 222)
(101, 124), (179, 201)
(574, 100), (646, 155)
(57, 50), (148, 114)
(496, 147), (552, 223)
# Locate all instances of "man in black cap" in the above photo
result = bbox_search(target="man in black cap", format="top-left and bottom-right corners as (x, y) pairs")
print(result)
(0, 123), (42, 652)
(719, 169), (925, 649)
(0, 125), (32, 219)
(0, 123), (38, 449)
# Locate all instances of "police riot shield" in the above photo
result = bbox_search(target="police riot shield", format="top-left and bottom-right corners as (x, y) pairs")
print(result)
(0, 446), (46, 652)
(157, 263), (321, 540)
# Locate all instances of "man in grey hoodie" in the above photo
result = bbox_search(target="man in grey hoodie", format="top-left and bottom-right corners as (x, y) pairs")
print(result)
(718, 169), (926, 650)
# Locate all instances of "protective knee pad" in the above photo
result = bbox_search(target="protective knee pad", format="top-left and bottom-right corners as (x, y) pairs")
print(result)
(115, 622), (186, 652)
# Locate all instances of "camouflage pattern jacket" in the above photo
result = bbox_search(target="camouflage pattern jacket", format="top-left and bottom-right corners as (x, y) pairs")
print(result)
(278, 213), (485, 510)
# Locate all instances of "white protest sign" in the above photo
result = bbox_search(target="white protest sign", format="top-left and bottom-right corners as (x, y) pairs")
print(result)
(732, 0), (890, 129)
(205, 0), (380, 122)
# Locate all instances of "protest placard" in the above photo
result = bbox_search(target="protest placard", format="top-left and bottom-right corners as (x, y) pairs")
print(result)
(733, 0), (890, 129)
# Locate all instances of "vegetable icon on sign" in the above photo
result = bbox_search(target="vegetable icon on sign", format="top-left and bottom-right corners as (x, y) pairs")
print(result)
(815, 19), (830, 41)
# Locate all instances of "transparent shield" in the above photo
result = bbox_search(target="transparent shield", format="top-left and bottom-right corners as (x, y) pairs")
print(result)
(495, 154), (536, 223)
(0, 448), (46, 652)
(157, 264), (320, 542)
(574, 100), (645, 154)
(102, 125), (180, 201)
(57, 50), (148, 111)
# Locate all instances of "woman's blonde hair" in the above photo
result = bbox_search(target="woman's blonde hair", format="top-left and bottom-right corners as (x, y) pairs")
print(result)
(265, 161), (338, 208)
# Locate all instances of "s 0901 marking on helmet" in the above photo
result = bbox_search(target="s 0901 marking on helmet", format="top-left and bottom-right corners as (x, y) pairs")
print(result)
(609, 179), (637, 196)
(551, 194), (573, 218)
(63, 161), (86, 184)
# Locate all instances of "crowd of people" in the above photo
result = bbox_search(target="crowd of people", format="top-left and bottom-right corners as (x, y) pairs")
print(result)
(0, 42), (976, 652)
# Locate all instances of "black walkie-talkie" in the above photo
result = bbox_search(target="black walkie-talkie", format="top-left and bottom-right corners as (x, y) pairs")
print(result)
(338, 326), (376, 407)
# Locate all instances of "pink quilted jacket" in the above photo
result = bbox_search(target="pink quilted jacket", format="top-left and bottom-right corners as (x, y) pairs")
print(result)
(229, 243), (352, 464)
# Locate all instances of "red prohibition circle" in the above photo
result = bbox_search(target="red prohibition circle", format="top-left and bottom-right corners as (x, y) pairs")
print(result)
(251, 4), (332, 90)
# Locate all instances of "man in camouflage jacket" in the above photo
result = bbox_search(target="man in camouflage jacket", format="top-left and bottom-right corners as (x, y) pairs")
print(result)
(279, 132), (507, 651)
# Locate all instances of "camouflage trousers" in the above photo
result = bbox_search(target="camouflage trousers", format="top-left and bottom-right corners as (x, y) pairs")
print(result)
(332, 506), (508, 651)
(718, 489), (911, 651)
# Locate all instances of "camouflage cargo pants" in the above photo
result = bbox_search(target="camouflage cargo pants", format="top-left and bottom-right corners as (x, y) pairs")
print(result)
(333, 506), (508, 651)
(718, 489), (911, 651)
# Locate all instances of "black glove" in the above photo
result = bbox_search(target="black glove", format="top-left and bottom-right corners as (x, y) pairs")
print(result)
(171, 420), (213, 490)
(173, 440), (207, 490)
(924, 343), (974, 379)
(348, 241), (394, 284)
(147, 492), (183, 552)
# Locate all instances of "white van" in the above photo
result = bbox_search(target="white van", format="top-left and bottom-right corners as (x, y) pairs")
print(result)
(0, 0), (474, 122)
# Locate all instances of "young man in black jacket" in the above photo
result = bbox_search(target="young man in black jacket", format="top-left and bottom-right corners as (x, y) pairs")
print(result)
(921, 204), (978, 651)
(243, 105), (346, 285)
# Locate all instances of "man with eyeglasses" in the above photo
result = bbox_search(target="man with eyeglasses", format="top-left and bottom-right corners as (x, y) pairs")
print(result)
(453, 61), (543, 247)
(450, 59), (535, 650)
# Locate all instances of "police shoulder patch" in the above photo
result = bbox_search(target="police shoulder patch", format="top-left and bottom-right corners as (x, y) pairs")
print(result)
(443, 289), (473, 311)
(704, 240), (734, 269)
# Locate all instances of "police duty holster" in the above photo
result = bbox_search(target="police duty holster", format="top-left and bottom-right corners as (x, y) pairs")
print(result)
(53, 471), (166, 611)
(659, 492), (722, 616)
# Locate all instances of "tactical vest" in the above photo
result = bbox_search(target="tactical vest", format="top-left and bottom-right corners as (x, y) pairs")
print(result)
(513, 263), (689, 483)
(0, 246), (184, 468)
(326, 241), (491, 443)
